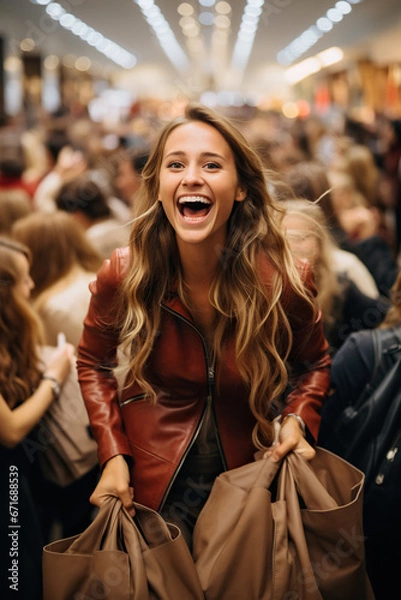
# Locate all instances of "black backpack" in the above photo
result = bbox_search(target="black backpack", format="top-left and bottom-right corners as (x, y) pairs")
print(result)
(319, 326), (401, 537)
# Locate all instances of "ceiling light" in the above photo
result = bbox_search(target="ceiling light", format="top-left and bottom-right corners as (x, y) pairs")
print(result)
(215, 2), (231, 14)
(316, 17), (333, 32)
(182, 25), (200, 37)
(4, 57), (22, 72)
(326, 8), (343, 22)
(85, 32), (101, 46)
(44, 55), (59, 69)
(285, 46), (344, 84)
(75, 56), (92, 71)
(285, 57), (322, 84)
(20, 38), (36, 52)
(335, 1), (352, 14)
(59, 13), (76, 29)
(245, 5), (262, 17)
(180, 16), (195, 27)
(71, 21), (88, 36)
(318, 46), (344, 66)
(178, 3), (194, 16)
(199, 0), (215, 6)
(215, 15), (231, 28)
(46, 3), (64, 19)
(199, 12), (215, 26)
(301, 28), (320, 46)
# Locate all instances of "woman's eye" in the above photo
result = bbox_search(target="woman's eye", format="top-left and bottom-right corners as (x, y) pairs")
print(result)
(167, 161), (183, 169)
(204, 162), (220, 170)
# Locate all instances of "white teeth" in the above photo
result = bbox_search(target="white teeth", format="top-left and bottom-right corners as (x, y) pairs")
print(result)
(178, 196), (211, 205)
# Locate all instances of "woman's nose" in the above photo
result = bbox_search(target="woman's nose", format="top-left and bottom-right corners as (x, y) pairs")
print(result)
(182, 165), (203, 185)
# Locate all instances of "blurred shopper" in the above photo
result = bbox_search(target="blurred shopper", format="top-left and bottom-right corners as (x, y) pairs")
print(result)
(283, 160), (398, 296)
(0, 236), (74, 600)
(336, 143), (381, 208)
(378, 118), (401, 254)
(0, 154), (36, 200)
(11, 214), (102, 541)
(0, 189), (32, 236)
(12, 211), (102, 348)
(318, 269), (401, 600)
(114, 146), (149, 208)
(32, 144), (88, 213)
(281, 199), (389, 353)
(55, 174), (131, 259)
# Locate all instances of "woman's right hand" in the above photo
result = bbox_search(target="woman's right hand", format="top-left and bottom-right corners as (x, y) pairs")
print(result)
(44, 343), (75, 386)
(90, 454), (135, 515)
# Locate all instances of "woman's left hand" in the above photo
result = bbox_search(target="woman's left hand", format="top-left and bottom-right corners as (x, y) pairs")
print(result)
(264, 415), (316, 462)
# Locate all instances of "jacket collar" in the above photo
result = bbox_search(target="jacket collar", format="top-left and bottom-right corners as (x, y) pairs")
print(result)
(162, 291), (194, 322)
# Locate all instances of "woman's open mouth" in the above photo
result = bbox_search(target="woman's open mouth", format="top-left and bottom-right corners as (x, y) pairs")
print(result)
(178, 196), (212, 219)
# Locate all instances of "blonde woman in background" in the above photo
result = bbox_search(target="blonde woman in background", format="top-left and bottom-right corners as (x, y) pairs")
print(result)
(281, 199), (390, 353)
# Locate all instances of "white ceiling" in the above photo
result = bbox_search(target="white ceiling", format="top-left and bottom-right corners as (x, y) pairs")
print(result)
(1, 0), (401, 99)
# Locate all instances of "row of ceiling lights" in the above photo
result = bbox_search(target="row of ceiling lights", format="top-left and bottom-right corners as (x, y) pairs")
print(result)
(277, 0), (364, 66)
(177, 1), (232, 83)
(134, 0), (189, 71)
(28, 0), (357, 84)
(30, 0), (137, 68)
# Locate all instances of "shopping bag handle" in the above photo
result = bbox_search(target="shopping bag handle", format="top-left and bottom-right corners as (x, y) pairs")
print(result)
(66, 495), (121, 554)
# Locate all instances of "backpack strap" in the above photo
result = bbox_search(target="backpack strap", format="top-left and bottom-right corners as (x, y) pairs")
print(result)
(354, 327), (401, 410)
(370, 327), (401, 387)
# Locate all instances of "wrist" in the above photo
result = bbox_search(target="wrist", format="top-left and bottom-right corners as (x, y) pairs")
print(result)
(282, 413), (306, 435)
(41, 375), (60, 399)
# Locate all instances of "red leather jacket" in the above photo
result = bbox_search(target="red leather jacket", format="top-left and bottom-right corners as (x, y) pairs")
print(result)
(77, 247), (331, 511)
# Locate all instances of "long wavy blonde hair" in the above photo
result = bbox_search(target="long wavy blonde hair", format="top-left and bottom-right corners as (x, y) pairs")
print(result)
(118, 103), (317, 446)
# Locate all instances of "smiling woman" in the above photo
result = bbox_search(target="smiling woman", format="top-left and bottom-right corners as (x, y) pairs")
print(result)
(158, 120), (246, 251)
(76, 103), (331, 550)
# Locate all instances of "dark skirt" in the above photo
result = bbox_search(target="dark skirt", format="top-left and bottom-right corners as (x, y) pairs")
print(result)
(160, 451), (225, 551)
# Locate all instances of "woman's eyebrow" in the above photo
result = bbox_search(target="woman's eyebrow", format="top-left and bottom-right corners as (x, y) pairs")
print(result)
(164, 150), (226, 160)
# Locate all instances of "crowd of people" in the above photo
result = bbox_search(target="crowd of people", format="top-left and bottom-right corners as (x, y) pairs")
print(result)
(1, 99), (401, 599)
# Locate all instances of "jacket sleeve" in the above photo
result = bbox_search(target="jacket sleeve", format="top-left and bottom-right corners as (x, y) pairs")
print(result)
(76, 247), (133, 469)
(281, 262), (331, 443)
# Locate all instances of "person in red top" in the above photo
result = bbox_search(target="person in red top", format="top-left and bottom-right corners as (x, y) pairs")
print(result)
(77, 103), (331, 547)
(0, 156), (37, 201)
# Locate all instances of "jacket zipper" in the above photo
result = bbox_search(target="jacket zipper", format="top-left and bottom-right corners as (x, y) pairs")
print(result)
(158, 304), (227, 510)
(119, 392), (149, 407)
